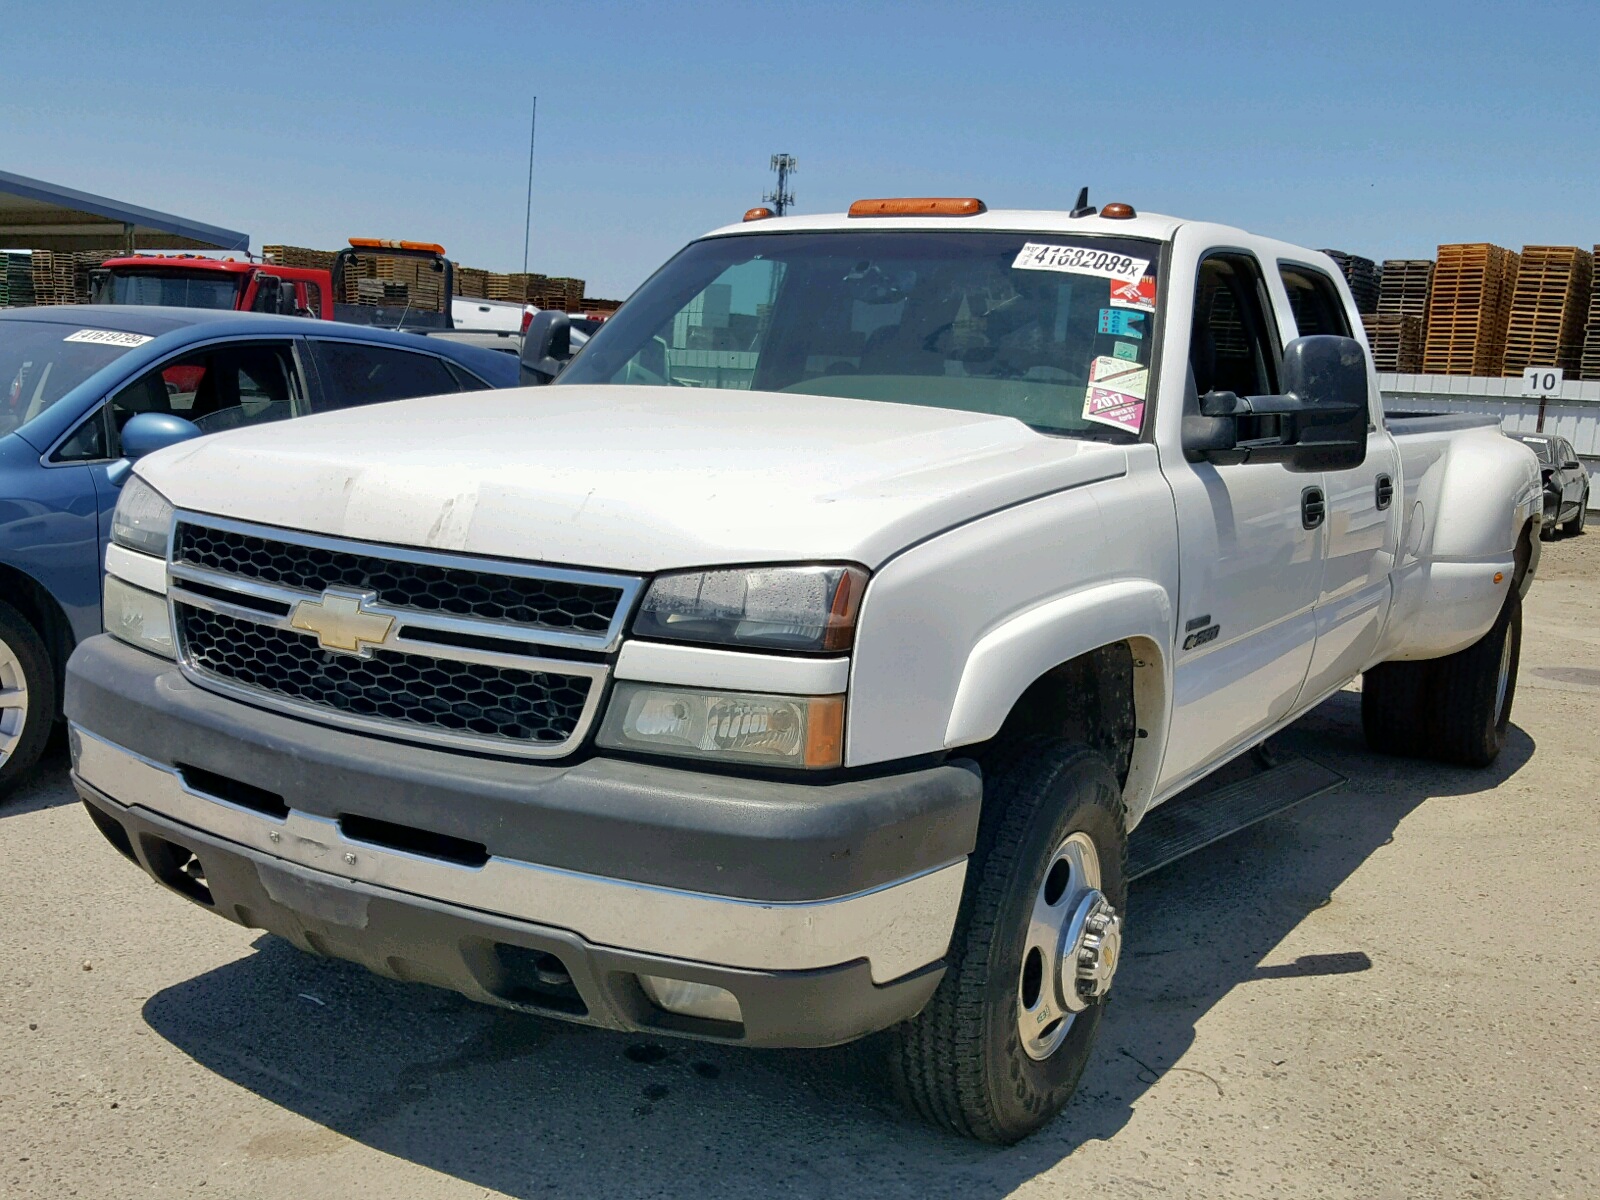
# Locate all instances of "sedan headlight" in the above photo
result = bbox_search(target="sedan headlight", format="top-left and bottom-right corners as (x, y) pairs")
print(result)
(598, 682), (844, 769)
(633, 564), (867, 653)
(103, 575), (175, 659)
(111, 476), (175, 559)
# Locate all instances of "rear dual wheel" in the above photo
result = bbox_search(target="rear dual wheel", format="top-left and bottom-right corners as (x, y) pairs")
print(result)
(889, 739), (1126, 1143)
(1362, 590), (1521, 768)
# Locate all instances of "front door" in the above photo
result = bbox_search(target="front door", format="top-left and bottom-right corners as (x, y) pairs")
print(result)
(1275, 262), (1400, 700)
(1157, 247), (1322, 793)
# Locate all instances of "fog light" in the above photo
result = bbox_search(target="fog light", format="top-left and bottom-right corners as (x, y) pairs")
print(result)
(637, 974), (743, 1024)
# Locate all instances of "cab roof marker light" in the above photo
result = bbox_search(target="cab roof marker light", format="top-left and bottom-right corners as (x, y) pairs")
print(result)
(744, 207), (775, 222)
(348, 238), (447, 254)
(847, 197), (987, 218)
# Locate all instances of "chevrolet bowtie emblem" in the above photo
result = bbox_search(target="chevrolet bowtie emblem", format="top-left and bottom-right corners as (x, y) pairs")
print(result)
(289, 590), (395, 656)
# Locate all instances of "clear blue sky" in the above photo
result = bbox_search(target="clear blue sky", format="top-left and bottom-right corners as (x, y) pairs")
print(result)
(3, 0), (1596, 298)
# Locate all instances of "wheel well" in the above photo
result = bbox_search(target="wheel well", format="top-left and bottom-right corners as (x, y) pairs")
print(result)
(0, 562), (76, 711)
(1514, 518), (1534, 593)
(988, 643), (1138, 786)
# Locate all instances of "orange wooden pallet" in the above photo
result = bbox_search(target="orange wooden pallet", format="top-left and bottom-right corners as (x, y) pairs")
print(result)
(1423, 243), (1519, 375)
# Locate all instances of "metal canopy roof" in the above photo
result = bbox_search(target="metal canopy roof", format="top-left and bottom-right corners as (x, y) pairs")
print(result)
(0, 168), (249, 252)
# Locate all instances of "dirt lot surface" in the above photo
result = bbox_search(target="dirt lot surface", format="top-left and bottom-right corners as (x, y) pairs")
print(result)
(3, 536), (1598, 1200)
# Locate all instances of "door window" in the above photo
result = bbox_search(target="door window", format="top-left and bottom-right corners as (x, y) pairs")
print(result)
(1191, 254), (1281, 397)
(307, 341), (462, 411)
(1279, 265), (1353, 338)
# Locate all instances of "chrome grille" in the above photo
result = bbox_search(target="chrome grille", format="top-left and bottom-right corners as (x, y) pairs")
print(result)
(178, 606), (592, 746)
(175, 521), (623, 635)
(167, 514), (640, 758)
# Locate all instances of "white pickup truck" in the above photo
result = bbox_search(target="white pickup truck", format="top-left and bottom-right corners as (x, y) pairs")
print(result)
(67, 196), (1542, 1143)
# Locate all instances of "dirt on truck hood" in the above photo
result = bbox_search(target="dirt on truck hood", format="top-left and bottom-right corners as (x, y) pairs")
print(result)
(135, 384), (1128, 572)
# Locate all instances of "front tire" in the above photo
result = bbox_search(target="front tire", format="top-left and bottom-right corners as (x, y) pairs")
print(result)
(0, 600), (55, 797)
(888, 739), (1127, 1143)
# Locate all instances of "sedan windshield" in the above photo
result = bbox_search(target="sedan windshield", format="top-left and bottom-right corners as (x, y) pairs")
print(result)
(103, 270), (241, 310)
(1, 320), (146, 438)
(558, 230), (1163, 440)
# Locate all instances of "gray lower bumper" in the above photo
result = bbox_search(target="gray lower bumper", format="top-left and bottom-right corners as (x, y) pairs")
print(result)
(77, 781), (944, 1047)
(65, 635), (980, 1044)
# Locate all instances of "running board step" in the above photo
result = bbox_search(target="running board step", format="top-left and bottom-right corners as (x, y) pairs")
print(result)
(1127, 754), (1346, 880)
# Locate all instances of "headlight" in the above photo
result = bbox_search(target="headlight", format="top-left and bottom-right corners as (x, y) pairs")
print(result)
(103, 575), (175, 659)
(111, 476), (175, 559)
(598, 682), (844, 769)
(634, 564), (867, 653)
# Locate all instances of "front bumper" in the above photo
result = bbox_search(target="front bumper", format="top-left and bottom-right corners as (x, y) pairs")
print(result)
(67, 636), (981, 1046)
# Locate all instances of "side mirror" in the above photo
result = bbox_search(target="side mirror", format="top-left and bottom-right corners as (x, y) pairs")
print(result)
(107, 413), (205, 486)
(520, 310), (572, 385)
(250, 276), (282, 313)
(1187, 335), (1369, 472)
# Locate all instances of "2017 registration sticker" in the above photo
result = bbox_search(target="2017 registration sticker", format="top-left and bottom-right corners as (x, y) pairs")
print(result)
(1012, 243), (1150, 282)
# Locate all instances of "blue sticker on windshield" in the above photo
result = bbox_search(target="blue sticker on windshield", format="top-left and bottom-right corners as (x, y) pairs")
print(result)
(1113, 340), (1139, 361)
(1098, 309), (1144, 338)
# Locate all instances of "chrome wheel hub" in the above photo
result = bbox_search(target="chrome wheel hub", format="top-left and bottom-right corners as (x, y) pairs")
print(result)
(0, 638), (28, 769)
(1017, 831), (1121, 1061)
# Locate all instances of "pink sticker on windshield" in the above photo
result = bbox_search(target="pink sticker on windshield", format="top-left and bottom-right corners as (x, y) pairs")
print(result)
(1083, 387), (1144, 433)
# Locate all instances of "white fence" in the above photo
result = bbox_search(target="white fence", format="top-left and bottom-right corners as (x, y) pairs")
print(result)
(1381, 373), (1600, 508)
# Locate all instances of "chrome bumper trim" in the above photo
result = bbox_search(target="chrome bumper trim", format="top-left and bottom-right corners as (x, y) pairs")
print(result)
(72, 728), (964, 983)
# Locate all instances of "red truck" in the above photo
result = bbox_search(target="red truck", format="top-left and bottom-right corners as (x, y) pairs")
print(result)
(91, 239), (456, 331)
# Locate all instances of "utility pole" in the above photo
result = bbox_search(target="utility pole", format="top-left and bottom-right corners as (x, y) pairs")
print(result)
(764, 154), (796, 216)
(521, 98), (538, 275)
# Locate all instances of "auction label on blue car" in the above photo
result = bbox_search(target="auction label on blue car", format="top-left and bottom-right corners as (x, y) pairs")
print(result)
(1011, 243), (1150, 281)
(64, 329), (153, 347)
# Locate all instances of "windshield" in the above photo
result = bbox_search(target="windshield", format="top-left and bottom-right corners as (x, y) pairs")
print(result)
(1, 320), (148, 438)
(558, 230), (1163, 440)
(104, 269), (242, 310)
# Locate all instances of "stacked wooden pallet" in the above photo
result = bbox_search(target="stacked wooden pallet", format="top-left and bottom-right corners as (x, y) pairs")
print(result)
(1582, 247), (1600, 381)
(0, 251), (31, 306)
(262, 245), (338, 272)
(1320, 250), (1381, 314)
(1362, 313), (1425, 373)
(1500, 245), (1592, 375)
(1421, 243), (1520, 376)
(1378, 259), (1433, 322)
(454, 267), (489, 298)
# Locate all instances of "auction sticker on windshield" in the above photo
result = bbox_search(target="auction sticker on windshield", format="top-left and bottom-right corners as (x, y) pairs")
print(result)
(1089, 356), (1148, 399)
(1012, 243), (1150, 281)
(64, 329), (153, 348)
(1108, 277), (1156, 312)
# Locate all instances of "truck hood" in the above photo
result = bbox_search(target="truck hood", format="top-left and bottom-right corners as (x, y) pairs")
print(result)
(136, 385), (1127, 572)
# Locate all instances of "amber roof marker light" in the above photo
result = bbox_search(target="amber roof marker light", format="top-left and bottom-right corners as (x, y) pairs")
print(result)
(348, 238), (448, 254)
(743, 206), (775, 222)
(848, 197), (987, 218)
(1100, 203), (1137, 220)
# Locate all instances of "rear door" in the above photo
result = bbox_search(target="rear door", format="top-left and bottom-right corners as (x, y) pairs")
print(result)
(1275, 261), (1400, 699)
(302, 339), (467, 411)
(1156, 241), (1322, 791)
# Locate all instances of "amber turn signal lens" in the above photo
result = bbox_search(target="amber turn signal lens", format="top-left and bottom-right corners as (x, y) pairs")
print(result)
(743, 206), (775, 221)
(848, 197), (987, 218)
(1100, 203), (1137, 220)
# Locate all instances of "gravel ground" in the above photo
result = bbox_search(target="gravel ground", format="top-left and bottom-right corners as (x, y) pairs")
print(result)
(3, 533), (1597, 1200)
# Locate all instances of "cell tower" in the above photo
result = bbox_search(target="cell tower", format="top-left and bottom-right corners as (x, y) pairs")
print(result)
(764, 154), (797, 216)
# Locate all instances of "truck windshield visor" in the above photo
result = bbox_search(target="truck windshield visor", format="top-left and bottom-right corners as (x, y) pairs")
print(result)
(105, 270), (242, 310)
(1, 320), (146, 439)
(559, 230), (1163, 440)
